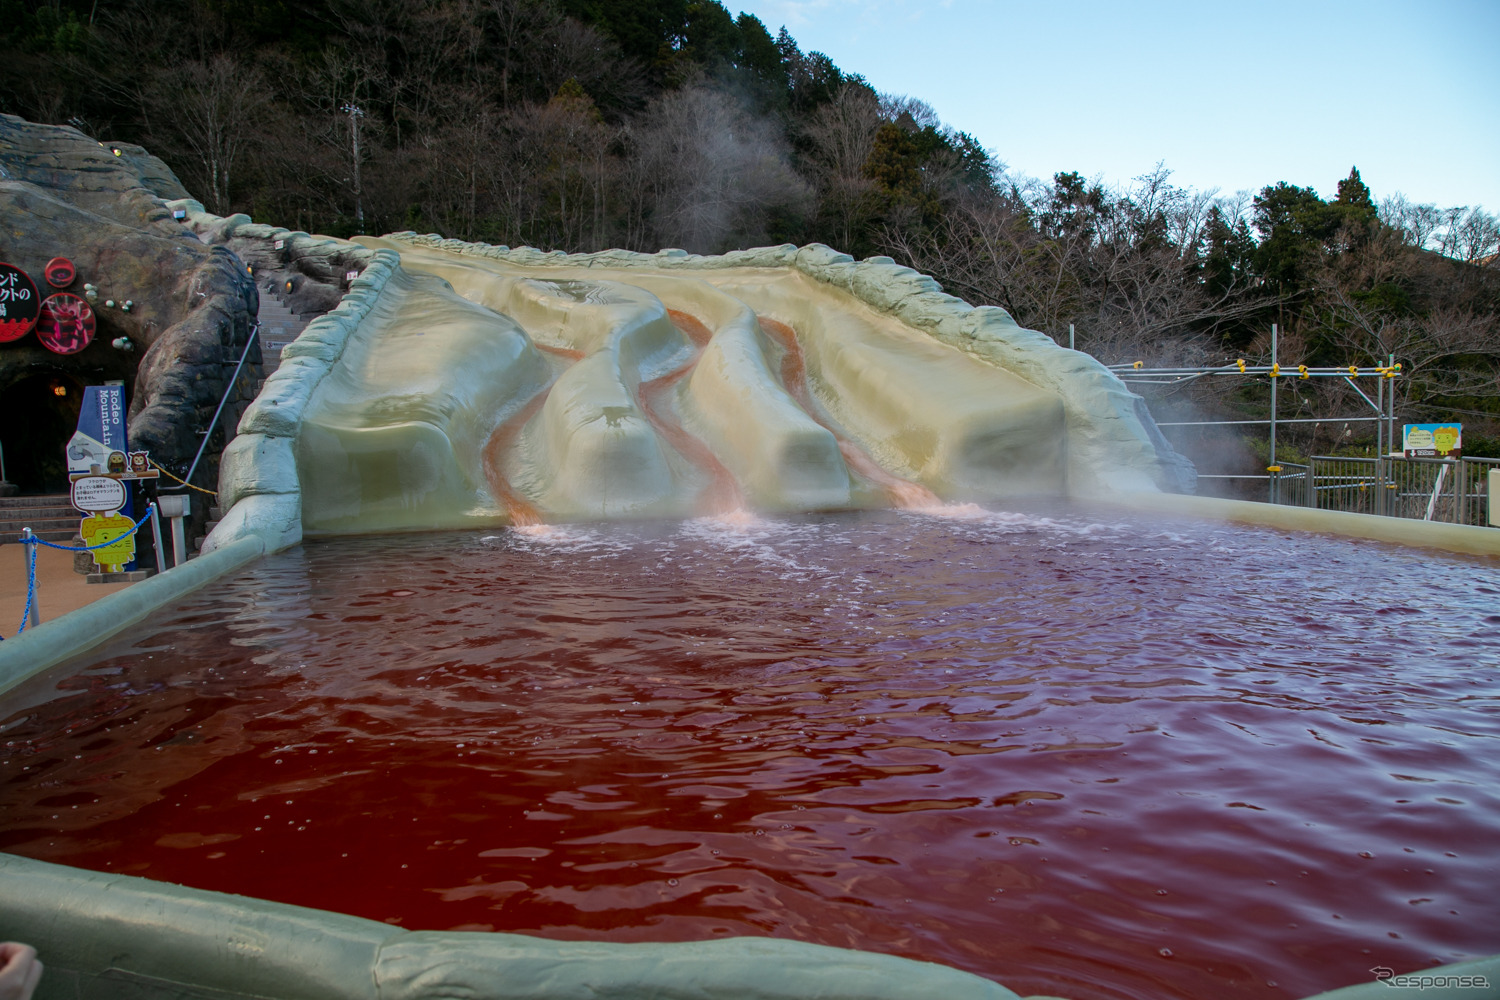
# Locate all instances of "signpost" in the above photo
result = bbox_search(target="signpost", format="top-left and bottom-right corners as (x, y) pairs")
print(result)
(67, 385), (127, 476)
(1403, 423), (1462, 459)
(37, 292), (96, 354)
(71, 474), (136, 572)
(66, 385), (160, 577)
(0, 262), (40, 343)
(45, 256), (76, 288)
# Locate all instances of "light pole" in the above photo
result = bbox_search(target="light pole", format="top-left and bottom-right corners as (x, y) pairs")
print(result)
(342, 102), (365, 231)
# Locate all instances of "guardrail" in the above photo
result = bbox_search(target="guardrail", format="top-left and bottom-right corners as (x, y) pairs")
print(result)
(1269, 455), (1497, 526)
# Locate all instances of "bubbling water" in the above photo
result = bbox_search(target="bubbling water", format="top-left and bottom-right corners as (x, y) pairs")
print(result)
(2, 507), (1498, 1000)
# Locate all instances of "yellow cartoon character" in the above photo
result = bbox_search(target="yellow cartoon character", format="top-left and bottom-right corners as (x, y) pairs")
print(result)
(1432, 425), (1460, 457)
(79, 510), (136, 573)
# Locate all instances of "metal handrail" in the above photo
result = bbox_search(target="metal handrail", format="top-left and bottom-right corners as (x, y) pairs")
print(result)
(162, 322), (259, 494)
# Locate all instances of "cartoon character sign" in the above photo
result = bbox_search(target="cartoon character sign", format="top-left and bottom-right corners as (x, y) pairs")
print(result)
(37, 292), (96, 354)
(0, 263), (40, 343)
(79, 510), (136, 572)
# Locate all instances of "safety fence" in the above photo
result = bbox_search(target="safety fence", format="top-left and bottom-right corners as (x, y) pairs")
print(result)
(3, 504), (157, 639)
(1269, 456), (1499, 526)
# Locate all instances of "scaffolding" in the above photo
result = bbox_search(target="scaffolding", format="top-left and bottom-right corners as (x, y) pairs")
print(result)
(1105, 324), (1402, 503)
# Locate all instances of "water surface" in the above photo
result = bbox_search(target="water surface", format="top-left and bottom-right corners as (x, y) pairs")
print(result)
(3, 506), (1498, 999)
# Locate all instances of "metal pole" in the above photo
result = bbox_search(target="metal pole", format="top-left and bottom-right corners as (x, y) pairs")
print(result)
(1069, 323), (1075, 351)
(1375, 375), (1385, 515)
(19, 528), (39, 626)
(170, 513), (187, 568)
(173, 323), (259, 494)
(1268, 324), (1278, 502)
(1453, 459), (1465, 525)
(1387, 353), (1397, 460)
(149, 502), (166, 575)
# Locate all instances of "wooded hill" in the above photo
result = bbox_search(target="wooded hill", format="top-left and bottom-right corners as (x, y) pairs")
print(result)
(3, 0), (1497, 455)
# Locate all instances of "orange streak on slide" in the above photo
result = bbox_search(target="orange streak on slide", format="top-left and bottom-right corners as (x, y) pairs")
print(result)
(482, 384), (553, 527)
(481, 347), (586, 526)
(535, 343), (584, 362)
(637, 313), (743, 514)
(757, 316), (941, 509)
(666, 310), (713, 348)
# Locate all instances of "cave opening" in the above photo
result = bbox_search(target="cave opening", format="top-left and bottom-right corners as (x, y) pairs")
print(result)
(0, 371), (85, 494)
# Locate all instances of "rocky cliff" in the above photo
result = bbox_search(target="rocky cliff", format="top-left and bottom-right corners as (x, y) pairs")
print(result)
(0, 115), (259, 498)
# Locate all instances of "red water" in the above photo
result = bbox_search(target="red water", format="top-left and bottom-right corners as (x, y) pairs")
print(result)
(3, 510), (1498, 999)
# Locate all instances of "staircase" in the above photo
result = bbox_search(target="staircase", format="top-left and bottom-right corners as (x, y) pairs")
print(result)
(256, 284), (312, 383)
(192, 505), (224, 555)
(0, 494), (78, 543)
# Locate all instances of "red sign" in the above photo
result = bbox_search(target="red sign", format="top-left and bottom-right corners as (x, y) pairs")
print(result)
(0, 263), (40, 342)
(45, 256), (76, 288)
(36, 292), (96, 354)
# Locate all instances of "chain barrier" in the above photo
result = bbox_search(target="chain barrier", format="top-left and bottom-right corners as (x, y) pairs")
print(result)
(150, 461), (218, 498)
(3, 504), (157, 640)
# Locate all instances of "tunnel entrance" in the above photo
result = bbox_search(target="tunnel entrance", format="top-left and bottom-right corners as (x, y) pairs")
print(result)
(0, 372), (85, 494)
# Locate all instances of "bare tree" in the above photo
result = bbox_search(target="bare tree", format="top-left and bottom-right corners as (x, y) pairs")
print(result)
(141, 55), (269, 214)
(801, 83), (883, 251)
(626, 85), (809, 253)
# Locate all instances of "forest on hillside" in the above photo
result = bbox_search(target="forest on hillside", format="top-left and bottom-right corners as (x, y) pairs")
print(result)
(3, 0), (1498, 456)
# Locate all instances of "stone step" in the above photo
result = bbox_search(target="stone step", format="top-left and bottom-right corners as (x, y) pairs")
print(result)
(0, 493), (78, 543)
(0, 504), (75, 520)
(256, 284), (311, 380)
(0, 515), (79, 533)
(192, 519), (222, 552)
(0, 493), (72, 509)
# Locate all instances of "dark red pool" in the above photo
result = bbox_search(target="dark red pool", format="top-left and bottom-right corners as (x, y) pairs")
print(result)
(3, 507), (1498, 999)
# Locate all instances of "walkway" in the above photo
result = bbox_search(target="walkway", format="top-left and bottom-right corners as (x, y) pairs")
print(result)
(0, 543), (130, 636)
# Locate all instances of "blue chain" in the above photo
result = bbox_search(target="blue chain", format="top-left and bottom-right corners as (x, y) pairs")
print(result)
(16, 540), (37, 634)
(5, 504), (158, 639)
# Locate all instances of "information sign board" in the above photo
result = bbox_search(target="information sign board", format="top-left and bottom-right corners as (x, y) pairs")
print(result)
(1403, 423), (1462, 459)
(37, 292), (96, 354)
(71, 475), (127, 513)
(0, 262), (40, 342)
(67, 385), (127, 476)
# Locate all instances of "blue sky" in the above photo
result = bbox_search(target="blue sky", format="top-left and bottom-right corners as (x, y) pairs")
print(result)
(732, 0), (1500, 212)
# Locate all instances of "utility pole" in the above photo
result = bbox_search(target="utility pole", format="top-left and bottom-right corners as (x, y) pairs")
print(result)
(342, 103), (365, 232)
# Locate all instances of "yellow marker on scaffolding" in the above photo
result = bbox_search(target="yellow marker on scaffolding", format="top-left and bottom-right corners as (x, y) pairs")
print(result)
(1133, 361), (1143, 369)
(1267, 466), (1282, 473)
(1236, 359), (1246, 373)
(1270, 363), (1280, 377)
(1298, 365), (1309, 379)
(1349, 365), (1358, 375)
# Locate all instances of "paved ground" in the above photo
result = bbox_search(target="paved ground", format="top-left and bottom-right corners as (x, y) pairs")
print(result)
(0, 542), (132, 636)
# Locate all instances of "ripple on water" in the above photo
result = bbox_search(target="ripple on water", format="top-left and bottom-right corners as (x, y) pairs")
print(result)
(2, 505), (1498, 1000)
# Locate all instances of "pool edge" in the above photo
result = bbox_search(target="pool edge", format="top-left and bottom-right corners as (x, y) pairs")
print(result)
(0, 536), (266, 697)
(1110, 492), (1500, 557)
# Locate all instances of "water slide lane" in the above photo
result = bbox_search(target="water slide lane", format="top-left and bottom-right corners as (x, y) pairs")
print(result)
(757, 316), (942, 510)
(339, 238), (1071, 525)
(295, 266), (550, 533)
(710, 271), (1068, 499)
(458, 273), (688, 519)
(383, 240), (856, 515)
(640, 310), (745, 514)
